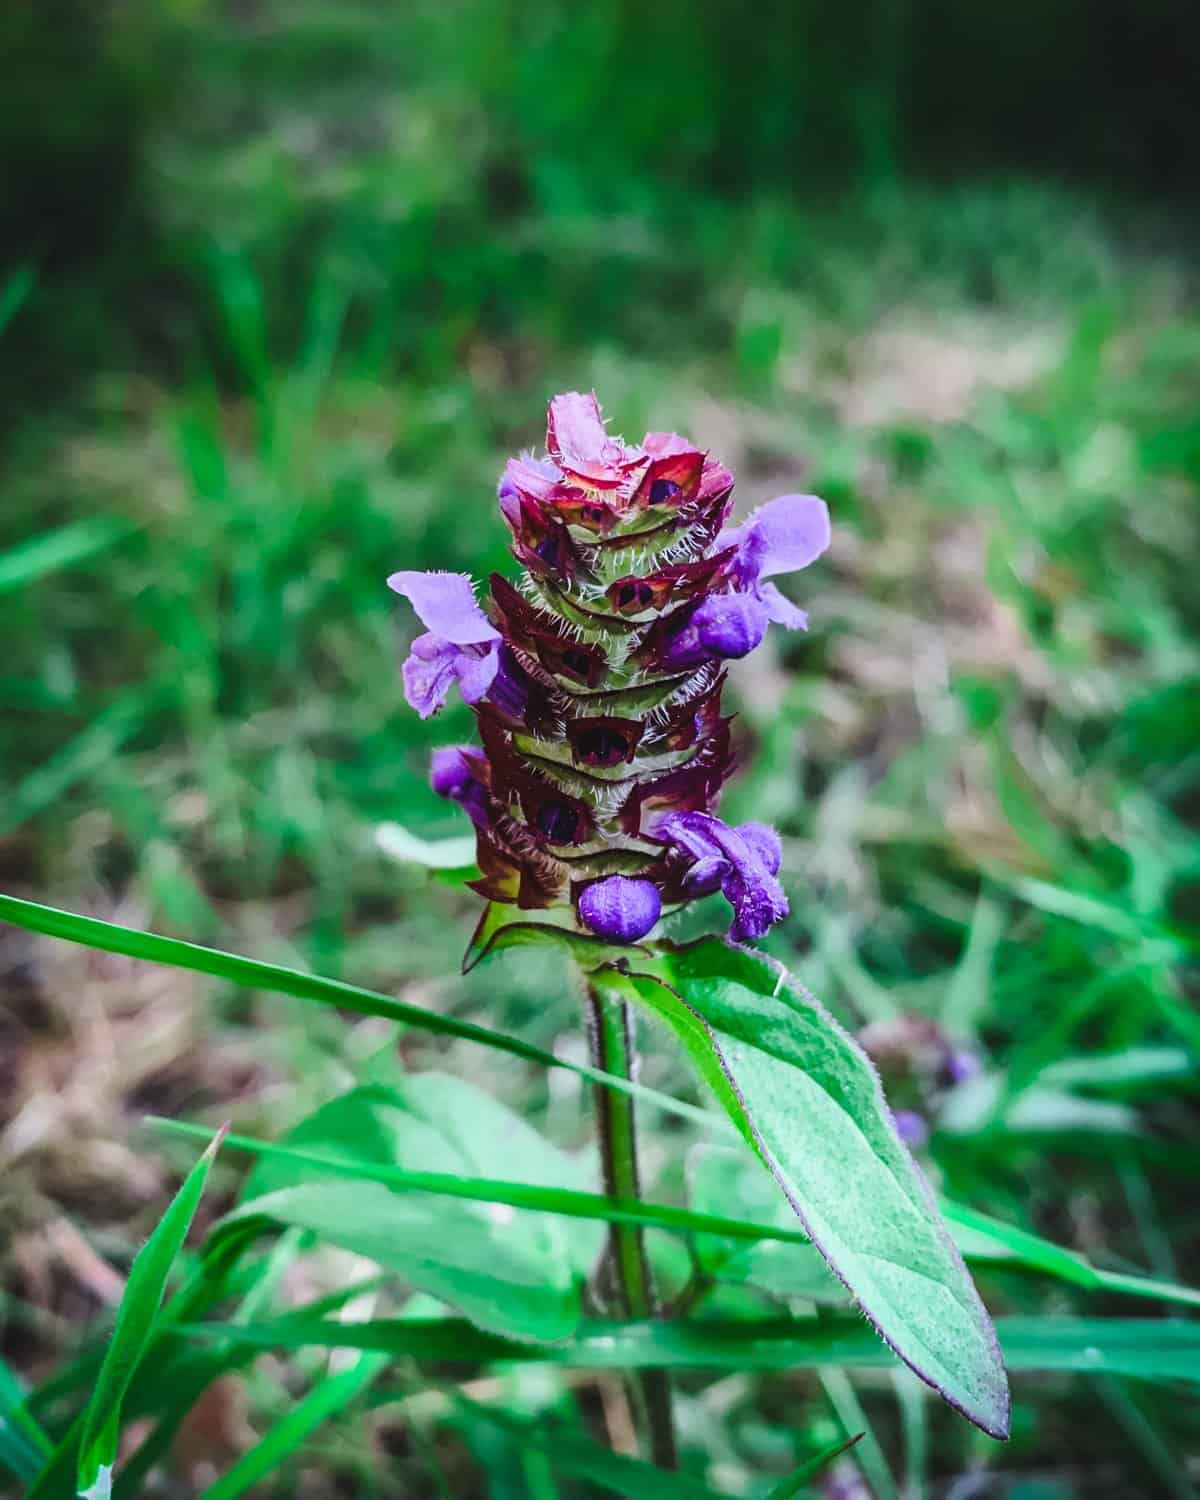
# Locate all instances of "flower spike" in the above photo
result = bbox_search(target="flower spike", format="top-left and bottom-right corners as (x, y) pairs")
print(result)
(390, 394), (827, 941)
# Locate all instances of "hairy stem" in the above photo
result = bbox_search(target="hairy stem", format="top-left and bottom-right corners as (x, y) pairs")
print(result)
(585, 983), (679, 1471)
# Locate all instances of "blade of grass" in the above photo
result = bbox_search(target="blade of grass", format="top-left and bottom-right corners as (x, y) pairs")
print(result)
(156, 1117), (1200, 1311)
(449, 1395), (727, 1500)
(0, 517), (133, 596)
(819, 1368), (897, 1500)
(181, 1314), (1200, 1383)
(153, 1116), (812, 1251)
(764, 1433), (864, 1499)
(196, 1352), (388, 1500)
(0, 894), (719, 1131)
(0, 1354), (51, 1460)
(159, 1117), (1200, 1312)
(75, 1129), (225, 1500)
(0, 694), (154, 836)
(0, 263), (35, 338)
(1093, 1374), (1198, 1500)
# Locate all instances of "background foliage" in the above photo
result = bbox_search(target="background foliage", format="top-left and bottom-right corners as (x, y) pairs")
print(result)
(1, 1), (1198, 1495)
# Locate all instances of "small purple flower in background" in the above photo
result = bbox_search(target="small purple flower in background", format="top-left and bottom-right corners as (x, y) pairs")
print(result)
(858, 1015), (984, 1148)
(388, 392), (829, 943)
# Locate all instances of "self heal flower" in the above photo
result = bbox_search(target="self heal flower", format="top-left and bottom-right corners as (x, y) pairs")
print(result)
(387, 571), (500, 718)
(390, 392), (827, 944)
(718, 493), (831, 632)
(658, 812), (787, 941)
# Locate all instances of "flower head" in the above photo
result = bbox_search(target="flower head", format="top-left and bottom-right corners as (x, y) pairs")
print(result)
(390, 392), (829, 942)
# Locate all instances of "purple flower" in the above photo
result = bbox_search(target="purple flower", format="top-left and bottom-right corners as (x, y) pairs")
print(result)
(893, 1109), (930, 1150)
(718, 493), (831, 632)
(578, 875), (662, 943)
(388, 571), (501, 718)
(658, 812), (787, 941)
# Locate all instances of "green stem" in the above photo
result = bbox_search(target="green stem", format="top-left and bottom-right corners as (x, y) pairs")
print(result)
(585, 983), (678, 1471)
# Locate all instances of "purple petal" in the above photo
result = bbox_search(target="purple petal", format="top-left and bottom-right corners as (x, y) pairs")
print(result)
(577, 876), (661, 943)
(401, 634), (497, 717)
(546, 391), (636, 486)
(402, 634), (460, 718)
(387, 571), (499, 646)
(665, 593), (769, 667)
(431, 745), (491, 827)
(681, 854), (728, 896)
(719, 494), (830, 582)
(734, 822), (782, 875)
(757, 581), (808, 631)
(455, 642), (500, 704)
(694, 593), (769, 659)
(486, 645), (530, 720)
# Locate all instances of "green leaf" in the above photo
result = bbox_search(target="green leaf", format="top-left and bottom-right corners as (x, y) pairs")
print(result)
(0, 894), (714, 1131)
(183, 1313), (1200, 1384)
(374, 821), (477, 873)
(212, 1180), (583, 1342)
(76, 1130), (224, 1499)
(596, 940), (1010, 1439)
(688, 1144), (843, 1304)
(206, 1081), (597, 1347)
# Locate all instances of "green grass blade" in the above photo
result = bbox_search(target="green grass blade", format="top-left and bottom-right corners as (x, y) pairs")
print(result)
(153, 1116), (813, 1250)
(941, 1201), (1200, 1310)
(0, 263), (35, 338)
(197, 1352), (388, 1500)
(449, 1395), (727, 1499)
(75, 1130), (225, 1500)
(1, 695), (154, 836)
(182, 1314), (1200, 1384)
(0, 517), (132, 596)
(764, 1433), (864, 1499)
(0, 894), (718, 1130)
(156, 1118), (1200, 1311)
(0, 1354), (52, 1463)
(819, 1368), (897, 1500)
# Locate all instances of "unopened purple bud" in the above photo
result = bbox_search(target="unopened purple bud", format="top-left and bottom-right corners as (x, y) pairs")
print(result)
(734, 822), (782, 876)
(578, 876), (661, 943)
(893, 1109), (930, 1150)
(431, 746), (478, 800)
(430, 745), (489, 827)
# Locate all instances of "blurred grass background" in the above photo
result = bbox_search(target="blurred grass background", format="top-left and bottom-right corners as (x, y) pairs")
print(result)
(2, 1), (1199, 1494)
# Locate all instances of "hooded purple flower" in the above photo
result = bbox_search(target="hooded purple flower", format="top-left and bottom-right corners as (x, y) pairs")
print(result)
(657, 812), (788, 941)
(663, 493), (830, 666)
(719, 492), (831, 629)
(387, 571), (500, 718)
(390, 392), (828, 944)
